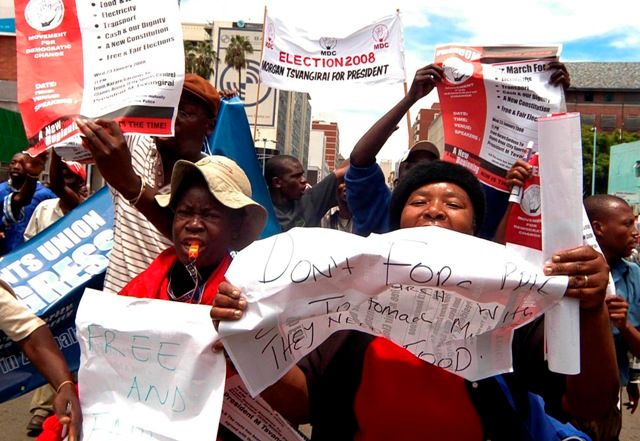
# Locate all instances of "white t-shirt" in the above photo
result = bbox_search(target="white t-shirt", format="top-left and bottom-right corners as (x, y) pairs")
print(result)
(102, 135), (172, 293)
(23, 198), (65, 241)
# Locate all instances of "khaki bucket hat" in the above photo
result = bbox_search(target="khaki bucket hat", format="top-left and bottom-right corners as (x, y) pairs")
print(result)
(156, 156), (267, 250)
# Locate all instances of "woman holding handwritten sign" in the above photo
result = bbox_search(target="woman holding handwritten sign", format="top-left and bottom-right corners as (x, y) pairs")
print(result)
(213, 160), (618, 440)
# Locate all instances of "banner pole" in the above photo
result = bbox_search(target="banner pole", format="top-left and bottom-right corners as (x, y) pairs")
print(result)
(404, 81), (412, 147)
(397, 9), (412, 147)
(252, 5), (268, 145)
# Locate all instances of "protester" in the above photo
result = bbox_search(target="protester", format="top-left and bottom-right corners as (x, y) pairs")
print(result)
(24, 151), (87, 241)
(0, 152), (55, 254)
(21, 151), (87, 435)
(77, 73), (221, 293)
(119, 156), (266, 303)
(265, 155), (347, 231)
(347, 62), (570, 238)
(38, 156), (266, 441)
(0, 280), (81, 440)
(578, 194), (640, 440)
(117, 156), (266, 441)
(213, 160), (619, 440)
(320, 177), (353, 233)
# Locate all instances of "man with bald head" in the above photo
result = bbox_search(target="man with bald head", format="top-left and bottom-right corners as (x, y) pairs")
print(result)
(584, 194), (640, 438)
(265, 155), (346, 232)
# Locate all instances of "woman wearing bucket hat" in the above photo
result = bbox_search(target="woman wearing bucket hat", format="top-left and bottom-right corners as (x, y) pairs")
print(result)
(212, 161), (618, 440)
(37, 155), (265, 441)
(118, 155), (267, 304)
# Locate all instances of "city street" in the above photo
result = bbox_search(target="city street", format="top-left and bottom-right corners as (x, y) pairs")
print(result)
(1, 390), (640, 440)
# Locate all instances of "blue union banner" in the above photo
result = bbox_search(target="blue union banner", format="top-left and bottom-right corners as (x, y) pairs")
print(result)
(0, 186), (114, 403)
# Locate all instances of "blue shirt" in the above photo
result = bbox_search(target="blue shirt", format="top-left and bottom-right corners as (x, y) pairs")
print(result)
(345, 163), (391, 236)
(0, 180), (56, 254)
(611, 258), (640, 385)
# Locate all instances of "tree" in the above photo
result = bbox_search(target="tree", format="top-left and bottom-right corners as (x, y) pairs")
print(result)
(184, 40), (218, 80)
(581, 125), (640, 196)
(224, 35), (254, 99)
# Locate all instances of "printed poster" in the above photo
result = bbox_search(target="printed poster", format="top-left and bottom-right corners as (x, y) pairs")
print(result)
(15, 0), (184, 158)
(434, 45), (565, 191)
(0, 188), (114, 402)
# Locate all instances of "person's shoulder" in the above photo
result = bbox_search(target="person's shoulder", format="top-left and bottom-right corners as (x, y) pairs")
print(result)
(34, 197), (61, 211)
(34, 183), (56, 198)
(625, 259), (640, 275)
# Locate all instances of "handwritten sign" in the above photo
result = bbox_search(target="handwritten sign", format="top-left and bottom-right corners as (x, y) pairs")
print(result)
(219, 226), (568, 396)
(76, 289), (225, 440)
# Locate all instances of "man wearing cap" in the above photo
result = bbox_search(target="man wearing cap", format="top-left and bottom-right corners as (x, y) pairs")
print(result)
(346, 64), (443, 237)
(78, 73), (221, 292)
(0, 152), (56, 254)
(24, 150), (87, 242)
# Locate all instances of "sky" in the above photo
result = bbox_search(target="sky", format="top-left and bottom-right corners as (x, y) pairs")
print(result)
(180, 0), (640, 163)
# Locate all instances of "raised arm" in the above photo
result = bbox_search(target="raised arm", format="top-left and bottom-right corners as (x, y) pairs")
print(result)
(77, 118), (173, 237)
(493, 159), (532, 244)
(48, 150), (85, 211)
(350, 64), (443, 167)
(7, 153), (47, 220)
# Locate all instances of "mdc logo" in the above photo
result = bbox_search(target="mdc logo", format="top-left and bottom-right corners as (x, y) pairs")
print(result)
(372, 23), (389, 49)
(319, 37), (337, 56)
(265, 23), (275, 49)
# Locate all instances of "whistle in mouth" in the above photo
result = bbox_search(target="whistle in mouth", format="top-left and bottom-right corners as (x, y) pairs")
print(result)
(188, 243), (199, 260)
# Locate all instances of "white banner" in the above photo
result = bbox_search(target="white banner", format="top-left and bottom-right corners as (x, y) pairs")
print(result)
(219, 226), (568, 397)
(76, 289), (225, 440)
(538, 113), (584, 374)
(259, 14), (405, 93)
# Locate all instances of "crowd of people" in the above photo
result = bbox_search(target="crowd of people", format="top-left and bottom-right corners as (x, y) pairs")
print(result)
(0, 64), (638, 441)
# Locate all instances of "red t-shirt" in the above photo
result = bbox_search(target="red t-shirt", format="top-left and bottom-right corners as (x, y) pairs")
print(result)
(119, 247), (231, 305)
(299, 331), (483, 440)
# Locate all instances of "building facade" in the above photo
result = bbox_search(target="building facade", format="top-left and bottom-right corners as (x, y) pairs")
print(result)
(565, 62), (640, 133)
(311, 120), (339, 170)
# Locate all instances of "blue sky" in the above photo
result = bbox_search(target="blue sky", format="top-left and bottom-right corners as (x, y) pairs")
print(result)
(179, 0), (639, 160)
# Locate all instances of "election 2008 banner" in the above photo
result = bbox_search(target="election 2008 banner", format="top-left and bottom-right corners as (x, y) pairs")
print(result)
(435, 45), (565, 191)
(0, 187), (114, 403)
(259, 14), (405, 93)
(15, 0), (184, 159)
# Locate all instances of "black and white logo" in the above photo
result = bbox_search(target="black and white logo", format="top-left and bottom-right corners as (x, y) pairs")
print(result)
(25, 0), (64, 32)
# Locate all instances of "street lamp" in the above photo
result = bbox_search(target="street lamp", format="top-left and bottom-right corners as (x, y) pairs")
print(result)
(256, 138), (277, 175)
(591, 126), (597, 196)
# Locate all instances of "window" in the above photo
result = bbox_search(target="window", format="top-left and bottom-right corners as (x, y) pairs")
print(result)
(604, 93), (614, 103)
(581, 114), (595, 126)
(624, 116), (640, 131)
(600, 115), (617, 129)
(584, 92), (594, 102)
